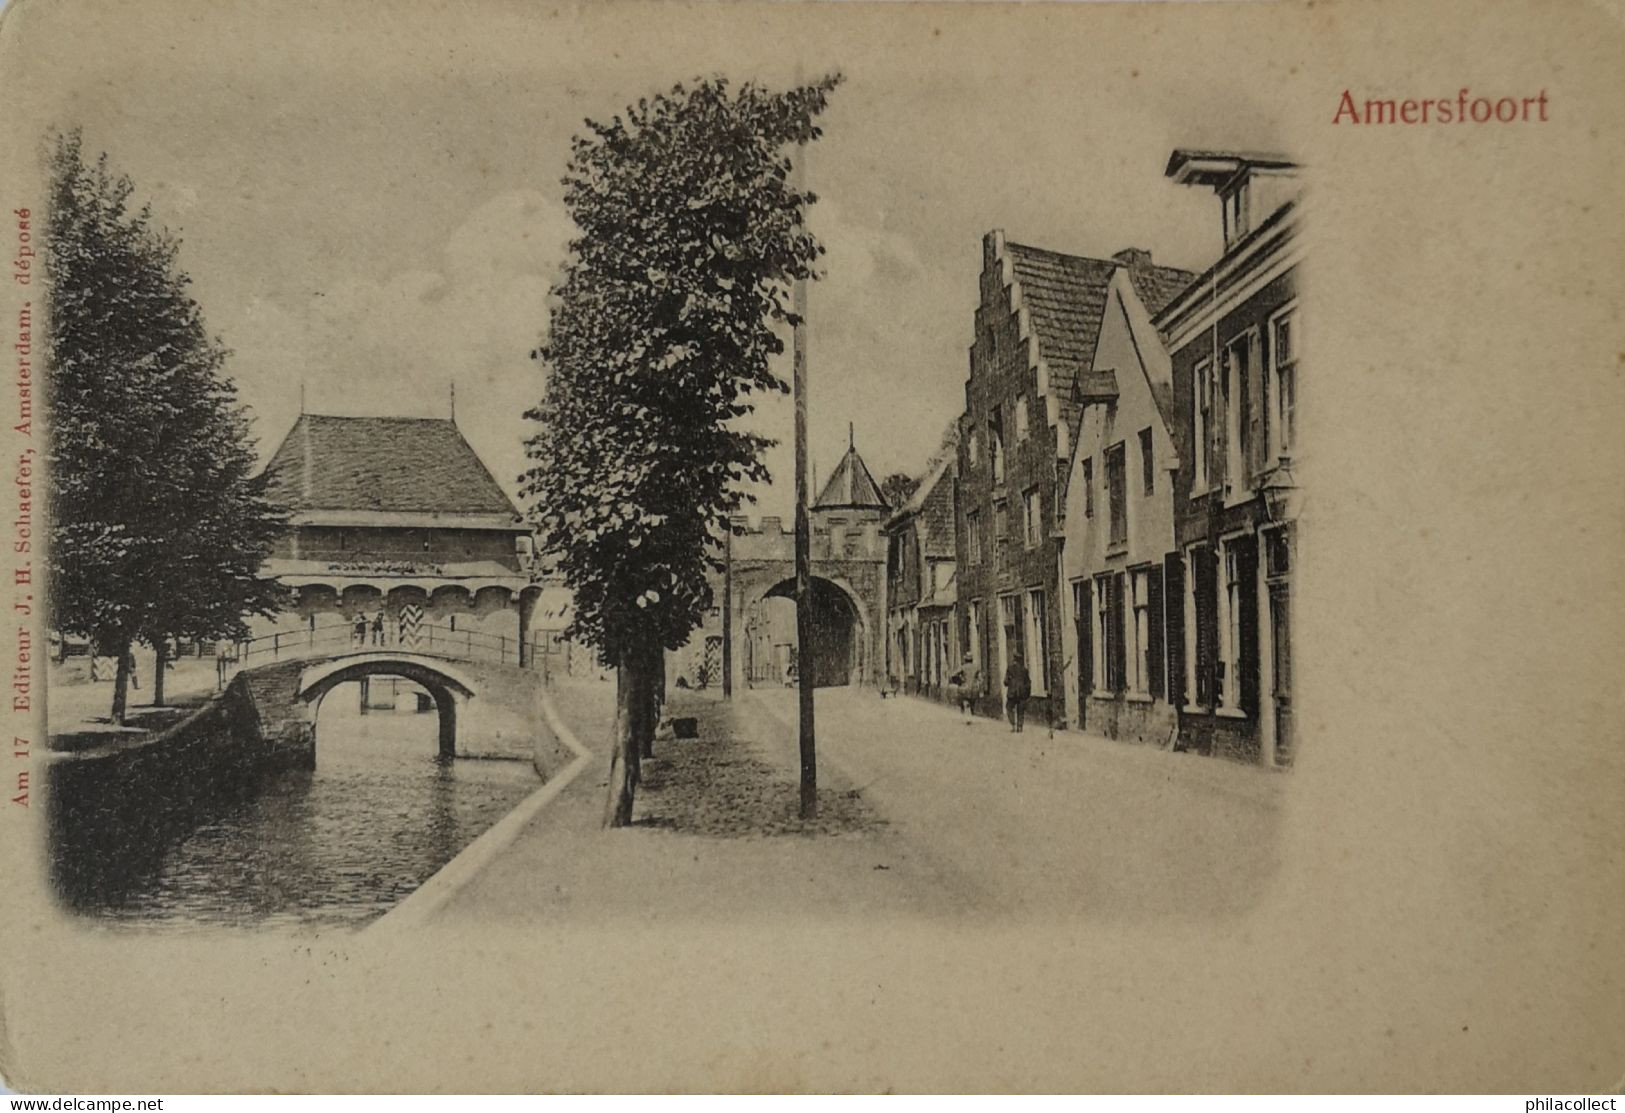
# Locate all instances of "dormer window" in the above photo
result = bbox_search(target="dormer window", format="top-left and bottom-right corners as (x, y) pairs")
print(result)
(1222, 182), (1250, 247)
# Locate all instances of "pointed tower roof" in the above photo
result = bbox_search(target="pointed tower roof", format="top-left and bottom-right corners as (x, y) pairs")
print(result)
(813, 430), (888, 512)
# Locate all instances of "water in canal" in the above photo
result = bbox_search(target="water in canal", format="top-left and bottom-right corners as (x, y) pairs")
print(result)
(49, 679), (539, 930)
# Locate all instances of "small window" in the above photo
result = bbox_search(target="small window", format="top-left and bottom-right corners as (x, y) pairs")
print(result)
(1083, 458), (1094, 518)
(1193, 359), (1212, 493)
(1271, 306), (1298, 461)
(966, 510), (982, 565)
(993, 498), (1009, 543)
(1023, 485), (1043, 547)
(1139, 427), (1154, 496)
(1015, 396), (1030, 442)
(968, 429), (980, 465)
(989, 407), (1005, 483)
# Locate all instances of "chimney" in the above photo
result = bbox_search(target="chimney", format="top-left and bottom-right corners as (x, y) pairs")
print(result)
(1112, 247), (1153, 271)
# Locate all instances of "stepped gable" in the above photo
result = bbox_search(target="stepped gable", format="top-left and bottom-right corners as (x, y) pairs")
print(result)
(1004, 241), (1195, 446)
(264, 413), (521, 519)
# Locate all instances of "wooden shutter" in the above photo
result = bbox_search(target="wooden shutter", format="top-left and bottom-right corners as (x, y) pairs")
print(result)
(1147, 565), (1165, 700)
(1238, 535), (1260, 718)
(1163, 552), (1185, 709)
(1077, 581), (1093, 698)
(1109, 572), (1127, 693)
(1194, 546), (1216, 707)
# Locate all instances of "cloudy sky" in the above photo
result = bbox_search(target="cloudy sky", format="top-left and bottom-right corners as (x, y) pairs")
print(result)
(10, 0), (1282, 519)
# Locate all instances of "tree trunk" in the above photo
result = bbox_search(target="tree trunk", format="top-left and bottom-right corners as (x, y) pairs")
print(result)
(637, 642), (660, 761)
(110, 638), (132, 725)
(152, 640), (167, 708)
(603, 647), (642, 828)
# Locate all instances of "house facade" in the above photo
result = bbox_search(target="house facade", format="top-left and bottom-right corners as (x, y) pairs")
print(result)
(1058, 264), (1193, 745)
(955, 230), (1194, 725)
(1153, 150), (1301, 766)
(883, 451), (958, 699)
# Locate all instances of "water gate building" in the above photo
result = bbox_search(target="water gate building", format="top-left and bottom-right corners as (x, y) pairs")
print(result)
(253, 414), (541, 663)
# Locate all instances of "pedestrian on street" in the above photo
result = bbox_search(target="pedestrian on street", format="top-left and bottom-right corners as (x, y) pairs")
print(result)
(949, 653), (979, 723)
(1004, 653), (1030, 733)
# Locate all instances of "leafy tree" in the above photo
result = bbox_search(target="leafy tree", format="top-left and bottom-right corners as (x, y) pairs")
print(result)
(880, 473), (916, 509)
(44, 130), (288, 723)
(522, 74), (841, 826)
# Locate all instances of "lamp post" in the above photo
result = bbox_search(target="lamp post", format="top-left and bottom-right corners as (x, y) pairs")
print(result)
(792, 141), (817, 820)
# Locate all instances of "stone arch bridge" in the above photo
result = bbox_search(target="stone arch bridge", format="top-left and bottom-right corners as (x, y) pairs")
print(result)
(222, 633), (546, 769)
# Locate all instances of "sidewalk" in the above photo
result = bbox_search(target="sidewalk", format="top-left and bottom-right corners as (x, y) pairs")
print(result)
(429, 679), (973, 925)
(46, 649), (236, 753)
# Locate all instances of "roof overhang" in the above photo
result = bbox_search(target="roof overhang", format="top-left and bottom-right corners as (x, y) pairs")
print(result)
(1165, 149), (1298, 189)
(1074, 370), (1120, 405)
(292, 509), (528, 531)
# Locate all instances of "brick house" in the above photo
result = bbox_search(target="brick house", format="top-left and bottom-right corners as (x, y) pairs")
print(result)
(883, 448), (958, 699)
(1152, 150), (1301, 765)
(1058, 260), (1195, 744)
(954, 230), (1194, 725)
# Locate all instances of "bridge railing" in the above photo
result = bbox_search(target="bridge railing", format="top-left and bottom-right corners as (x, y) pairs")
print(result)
(239, 620), (542, 669)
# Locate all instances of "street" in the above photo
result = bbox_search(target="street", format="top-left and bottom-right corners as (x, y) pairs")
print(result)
(429, 681), (1284, 926)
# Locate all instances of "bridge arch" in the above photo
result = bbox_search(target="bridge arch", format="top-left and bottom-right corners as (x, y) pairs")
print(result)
(298, 654), (478, 760)
(745, 574), (870, 688)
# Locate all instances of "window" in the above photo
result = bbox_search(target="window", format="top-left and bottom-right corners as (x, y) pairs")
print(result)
(1220, 540), (1244, 711)
(1015, 395), (1030, 442)
(1082, 457), (1094, 518)
(1139, 427), (1154, 496)
(966, 509), (982, 565)
(1105, 443), (1127, 546)
(1193, 359), (1212, 493)
(993, 498), (1009, 545)
(1129, 567), (1151, 695)
(968, 429), (980, 466)
(1270, 305), (1297, 461)
(1223, 332), (1254, 496)
(1025, 588), (1048, 695)
(968, 599), (983, 670)
(999, 593), (1019, 678)
(1023, 485), (1042, 547)
(989, 407), (1005, 483)
(1223, 183), (1250, 246)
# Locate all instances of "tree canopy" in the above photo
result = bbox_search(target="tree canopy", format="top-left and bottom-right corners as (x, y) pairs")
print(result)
(521, 74), (841, 824)
(522, 75), (840, 662)
(45, 130), (288, 719)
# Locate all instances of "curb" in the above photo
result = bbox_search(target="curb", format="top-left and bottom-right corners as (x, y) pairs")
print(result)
(369, 687), (596, 931)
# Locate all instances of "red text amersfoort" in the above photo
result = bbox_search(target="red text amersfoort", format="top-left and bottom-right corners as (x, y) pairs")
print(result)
(1334, 88), (1549, 125)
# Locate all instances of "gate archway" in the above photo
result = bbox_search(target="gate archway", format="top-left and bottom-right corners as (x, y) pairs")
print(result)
(756, 576), (867, 688)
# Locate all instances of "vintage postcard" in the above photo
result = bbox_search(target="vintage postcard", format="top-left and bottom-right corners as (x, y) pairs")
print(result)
(0, 0), (1620, 1094)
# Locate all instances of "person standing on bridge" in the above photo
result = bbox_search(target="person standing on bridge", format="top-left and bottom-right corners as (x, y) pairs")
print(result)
(352, 611), (367, 648)
(371, 609), (386, 647)
(215, 637), (234, 690)
(1004, 651), (1031, 733)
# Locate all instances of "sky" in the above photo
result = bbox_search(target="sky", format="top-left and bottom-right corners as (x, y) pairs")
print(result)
(9, 0), (1282, 520)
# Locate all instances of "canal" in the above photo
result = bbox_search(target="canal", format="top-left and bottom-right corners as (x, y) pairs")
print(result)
(49, 678), (540, 930)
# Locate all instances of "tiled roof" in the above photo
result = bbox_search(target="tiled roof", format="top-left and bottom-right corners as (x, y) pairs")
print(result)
(1005, 242), (1195, 445)
(814, 444), (888, 510)
(264, 414), (521, 519)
